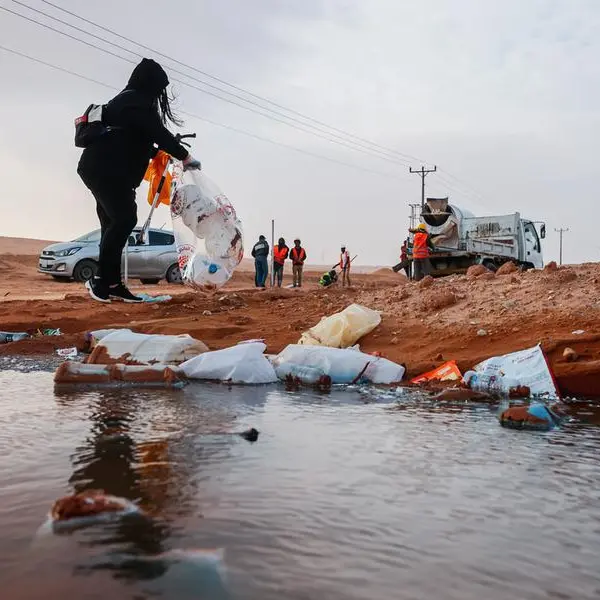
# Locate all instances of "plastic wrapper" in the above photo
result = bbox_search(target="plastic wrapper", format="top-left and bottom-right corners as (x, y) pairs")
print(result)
(170, 169), (243, 289)
(298, 304), (382, 348)
(273, 345), (405, 384)
(86, 329), (208, 365)
(464, 344), (559, 399)
(180, 342), (278, 384)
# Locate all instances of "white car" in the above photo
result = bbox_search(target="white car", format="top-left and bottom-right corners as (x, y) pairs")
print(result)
(38, 228), (182, 284)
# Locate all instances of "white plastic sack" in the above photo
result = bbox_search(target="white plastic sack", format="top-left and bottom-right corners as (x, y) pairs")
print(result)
(87, 329), (208, 366)
(299, 304), (381, 348)
(180, 342), (278, 384)
(170, 170), (243, 289)
(466, 344), (559, 398)
(274, 344), (405, 384)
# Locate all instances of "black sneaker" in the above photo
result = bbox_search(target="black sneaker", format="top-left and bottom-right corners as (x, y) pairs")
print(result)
(85, 278), (111, 303)
(108, 283), (144, 303)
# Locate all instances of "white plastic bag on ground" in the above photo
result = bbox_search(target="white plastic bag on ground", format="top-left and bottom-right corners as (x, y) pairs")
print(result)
(87, 329), (208, 366)
(170, 170), (243, 289)
(274, 344), (405, 384)
(465, 344), (559, 398)
(299, 304), (382, 348)
(180, 342), (278, 384)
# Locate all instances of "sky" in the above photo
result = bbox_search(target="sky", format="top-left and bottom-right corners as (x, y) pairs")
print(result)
(0, 0), (599, 266)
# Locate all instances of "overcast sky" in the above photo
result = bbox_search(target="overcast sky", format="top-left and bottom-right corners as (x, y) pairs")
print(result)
(0, 0), (598, 265)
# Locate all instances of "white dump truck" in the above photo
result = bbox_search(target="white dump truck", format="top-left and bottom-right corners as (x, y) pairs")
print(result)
(410, 197), (546, 275)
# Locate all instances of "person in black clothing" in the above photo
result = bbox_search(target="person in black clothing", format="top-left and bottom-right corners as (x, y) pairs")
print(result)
(77, 58), (201, 303)
(251, 235), (269, 288)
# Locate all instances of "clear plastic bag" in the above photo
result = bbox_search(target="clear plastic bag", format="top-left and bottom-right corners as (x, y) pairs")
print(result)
(170, 169), (243, 289)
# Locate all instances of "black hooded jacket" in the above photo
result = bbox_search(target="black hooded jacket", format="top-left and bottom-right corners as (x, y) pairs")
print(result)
(78, 58), (189, 189)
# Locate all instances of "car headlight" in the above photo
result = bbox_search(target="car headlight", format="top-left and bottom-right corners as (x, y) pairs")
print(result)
(54, 247), (82, 257)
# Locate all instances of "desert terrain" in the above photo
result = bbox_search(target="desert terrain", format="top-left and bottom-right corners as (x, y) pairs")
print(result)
(1, 237), (599, 397)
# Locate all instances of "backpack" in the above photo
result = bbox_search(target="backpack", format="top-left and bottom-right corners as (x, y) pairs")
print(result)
(74, 103), (122, 148)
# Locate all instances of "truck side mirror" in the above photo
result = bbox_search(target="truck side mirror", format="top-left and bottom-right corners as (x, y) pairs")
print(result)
(540, 224), (546, 239)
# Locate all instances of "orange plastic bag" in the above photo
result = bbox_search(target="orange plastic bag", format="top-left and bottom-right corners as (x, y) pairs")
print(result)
(143, 150), (172, 206)
(410, 360), (462, 384)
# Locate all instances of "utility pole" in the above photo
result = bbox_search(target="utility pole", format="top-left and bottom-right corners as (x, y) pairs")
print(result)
(408, 203), (421, 230)
(554, 227), (569, 266)
(409, 165), (437, 209)
(270, 219), (275, 287)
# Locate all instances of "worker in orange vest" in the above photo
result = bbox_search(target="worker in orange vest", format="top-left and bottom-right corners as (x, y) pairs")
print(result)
(410, 223), (435, 281)
(273, 237), (289, 287)
(289, 238), (307, 288)
(339, 245), (351, 287)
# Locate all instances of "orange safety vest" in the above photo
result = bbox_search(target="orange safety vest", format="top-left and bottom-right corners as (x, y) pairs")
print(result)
(340, 251), (350, 270)
(290, 247), (306, 265)
(412, 232), (430, 259)
(273, 245), (288, 265)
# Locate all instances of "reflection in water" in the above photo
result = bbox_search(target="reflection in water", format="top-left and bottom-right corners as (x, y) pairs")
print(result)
(53, 385), (243, 585)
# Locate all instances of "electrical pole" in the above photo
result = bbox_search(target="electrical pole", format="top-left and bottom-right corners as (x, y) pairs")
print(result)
(408, 203), (421, 230)
(409, 165), (437, 209)
(554, 227), (569, 266)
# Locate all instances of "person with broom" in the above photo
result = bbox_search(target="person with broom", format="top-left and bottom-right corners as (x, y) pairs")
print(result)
(77, 58), (201, 303)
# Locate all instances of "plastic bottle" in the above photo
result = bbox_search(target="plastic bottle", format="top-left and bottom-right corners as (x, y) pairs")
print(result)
(463, 370), (520, 396)
(0, 331), (30, 343)
(275, 362), (328, 385)
(186, 256), (231, 287)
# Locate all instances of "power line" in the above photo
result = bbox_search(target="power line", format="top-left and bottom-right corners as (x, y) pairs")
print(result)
(2, 0), (491, 203)
(0, 43), (407, 181)
(4, 0), (418, 170)
(39, 0), (426, 165)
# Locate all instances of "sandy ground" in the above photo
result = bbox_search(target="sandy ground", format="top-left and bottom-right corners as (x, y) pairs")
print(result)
(1, 237), (599, 397)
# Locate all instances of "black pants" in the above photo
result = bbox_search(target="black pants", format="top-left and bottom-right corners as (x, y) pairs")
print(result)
(80, 174), (137, 285)
(274, 262), (284, 287)
(413, 258), (432, 281)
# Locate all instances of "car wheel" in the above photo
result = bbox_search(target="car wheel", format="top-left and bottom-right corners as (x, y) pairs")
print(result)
(166, 263), (183, 284)
(140, 278), (161, 285)
(73, 259), (98, 282)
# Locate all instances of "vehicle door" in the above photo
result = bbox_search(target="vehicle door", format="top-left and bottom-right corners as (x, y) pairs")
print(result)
(122, 229), (149, 277)
(522, 221), (543, 268)
(146, 230), (178, 278)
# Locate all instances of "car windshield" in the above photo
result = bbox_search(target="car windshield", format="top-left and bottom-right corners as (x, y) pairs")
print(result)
(72, 230), (101, 243)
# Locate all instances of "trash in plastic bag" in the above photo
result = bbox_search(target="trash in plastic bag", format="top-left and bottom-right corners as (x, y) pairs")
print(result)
(411, 360), (462, 384)
(299, 304), (381, 348)
(171, 169), (243, 289)
(180, 342), (278, 384)
(463, 344), (559, 399)
(86, 329), (208, 366)
(273, 344), (405, 384)
(38, 490), (140, 535)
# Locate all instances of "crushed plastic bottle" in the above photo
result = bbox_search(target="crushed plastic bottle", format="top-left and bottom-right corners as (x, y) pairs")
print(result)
(275, 363), (328, 385)
(0, 331), (30, 343)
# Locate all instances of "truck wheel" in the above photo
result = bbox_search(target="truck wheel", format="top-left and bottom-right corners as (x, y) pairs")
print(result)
(73, 259), (98, 282)
(482, 259), (497, 272)
(166, 263), (183, 284)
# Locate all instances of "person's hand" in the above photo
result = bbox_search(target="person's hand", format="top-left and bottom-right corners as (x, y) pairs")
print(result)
(183, 155), (202, 171)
